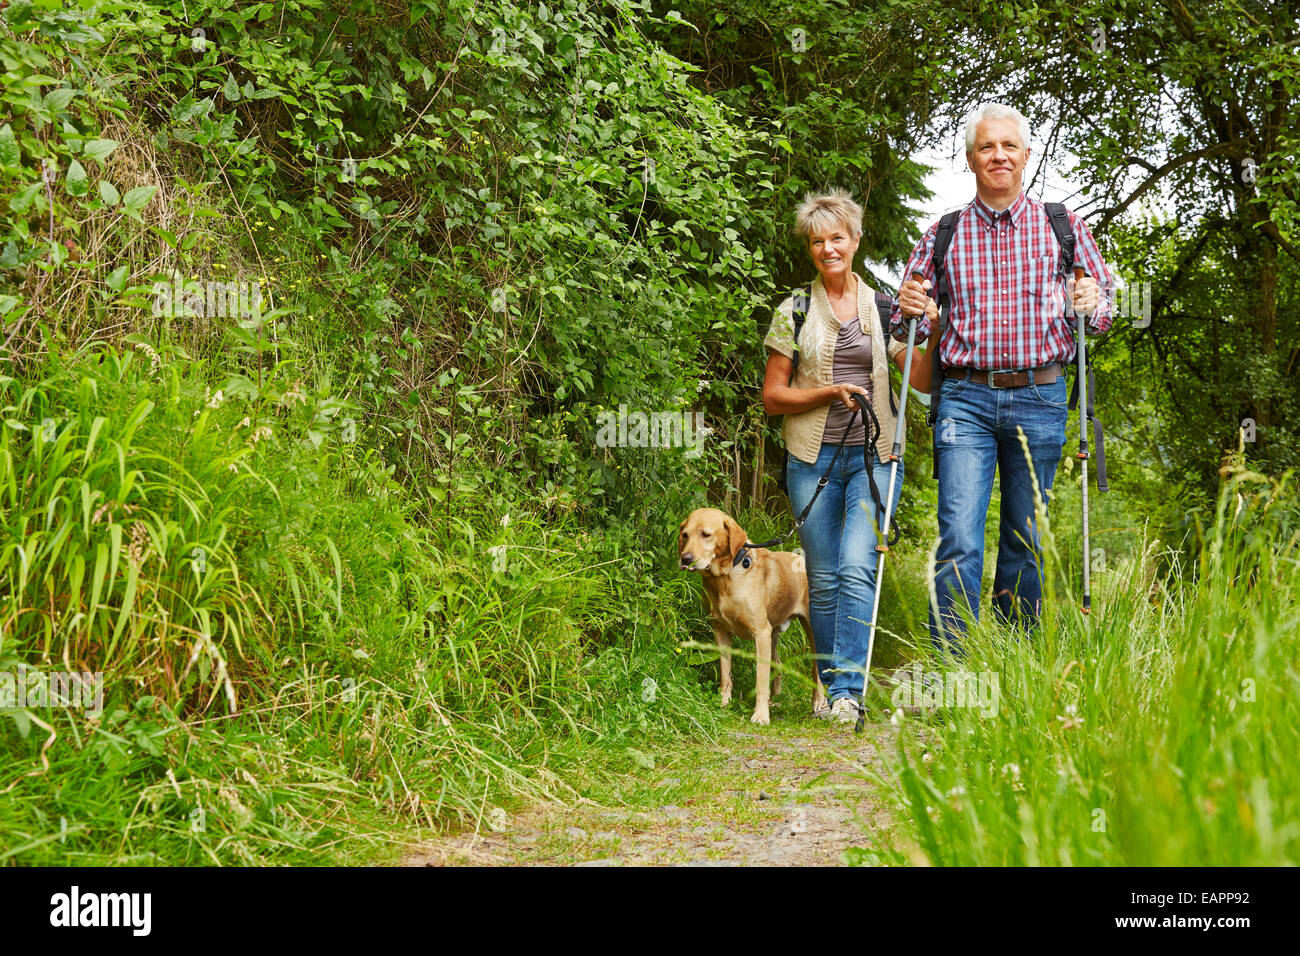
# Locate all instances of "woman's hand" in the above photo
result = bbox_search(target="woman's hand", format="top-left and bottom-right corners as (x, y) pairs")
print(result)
(828, 382), (869, 411)
(763, 353), (871, 416)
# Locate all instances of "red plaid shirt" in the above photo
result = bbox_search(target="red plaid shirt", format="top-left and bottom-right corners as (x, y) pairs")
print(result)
(890, 192), (1113, 369)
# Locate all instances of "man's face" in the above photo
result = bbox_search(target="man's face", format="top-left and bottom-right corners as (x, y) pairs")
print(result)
(967, 117), (1028, 196)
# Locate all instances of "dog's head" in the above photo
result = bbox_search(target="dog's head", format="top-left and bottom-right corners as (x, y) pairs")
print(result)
(678, 508), (749, 574)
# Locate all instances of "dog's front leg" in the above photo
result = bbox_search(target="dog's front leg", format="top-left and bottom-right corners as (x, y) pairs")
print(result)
(751, 625), (772, 725)
(715, 627), (733, 707)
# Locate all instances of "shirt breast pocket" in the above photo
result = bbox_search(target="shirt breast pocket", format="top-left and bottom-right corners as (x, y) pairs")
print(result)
(1022, 255), (1059, 304)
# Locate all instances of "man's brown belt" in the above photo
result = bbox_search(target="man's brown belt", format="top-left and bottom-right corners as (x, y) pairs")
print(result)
(956, 364), (1062, 389)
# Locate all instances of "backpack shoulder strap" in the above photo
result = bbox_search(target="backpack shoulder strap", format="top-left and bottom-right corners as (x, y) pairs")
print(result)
(874, 291), (894, 338)
(930, 211), (961, 306)
(789, 284), (811, 382)
(1044, 202), (1076, 276)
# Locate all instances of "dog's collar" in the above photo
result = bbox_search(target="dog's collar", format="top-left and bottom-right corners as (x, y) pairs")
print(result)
(733, 534), (782, 568)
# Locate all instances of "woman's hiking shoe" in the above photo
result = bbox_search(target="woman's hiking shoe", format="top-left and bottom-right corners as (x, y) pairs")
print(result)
(830, 697), (860, 724)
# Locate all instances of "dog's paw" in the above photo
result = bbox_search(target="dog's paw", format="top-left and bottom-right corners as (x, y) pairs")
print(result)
(772, 676), (783, 696)
(750, 709), (770, 726)
(720, 692), (732, 708)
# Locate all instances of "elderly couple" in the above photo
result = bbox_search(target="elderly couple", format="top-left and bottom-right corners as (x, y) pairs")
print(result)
(762, 103), (1114, 723)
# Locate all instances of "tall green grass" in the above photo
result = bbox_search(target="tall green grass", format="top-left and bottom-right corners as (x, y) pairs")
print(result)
(855, 455), (1300, 866)
(0, 343), (726, 864)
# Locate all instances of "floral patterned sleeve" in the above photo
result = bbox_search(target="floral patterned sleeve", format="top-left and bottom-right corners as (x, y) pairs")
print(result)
(763, 296), (797, 360)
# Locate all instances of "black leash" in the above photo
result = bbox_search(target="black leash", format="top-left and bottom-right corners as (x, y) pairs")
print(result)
(734, 395), (895, 568)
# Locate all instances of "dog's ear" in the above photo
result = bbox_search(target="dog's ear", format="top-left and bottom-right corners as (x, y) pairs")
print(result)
(724, 517), (747, 563)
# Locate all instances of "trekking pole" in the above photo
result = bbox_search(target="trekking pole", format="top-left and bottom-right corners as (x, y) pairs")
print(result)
(854, 273), (923, 734)
(1073, 265), (1092, 615)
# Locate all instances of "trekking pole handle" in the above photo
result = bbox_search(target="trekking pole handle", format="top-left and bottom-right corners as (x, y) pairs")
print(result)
(909, 270), (930, 321)
(1071, 265), (1091, 318)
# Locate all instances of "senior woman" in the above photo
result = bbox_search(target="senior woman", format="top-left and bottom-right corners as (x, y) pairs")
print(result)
(762, 189), (934, 724)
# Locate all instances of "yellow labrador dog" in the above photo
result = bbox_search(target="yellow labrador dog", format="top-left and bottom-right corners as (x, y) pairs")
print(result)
(677, 508), (824, 725)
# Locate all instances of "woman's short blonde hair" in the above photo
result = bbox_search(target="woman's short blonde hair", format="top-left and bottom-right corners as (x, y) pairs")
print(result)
(794, 189), (863, 242)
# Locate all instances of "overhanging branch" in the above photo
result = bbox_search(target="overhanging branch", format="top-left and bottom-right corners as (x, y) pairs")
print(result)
(1096, 142), (1237, 232)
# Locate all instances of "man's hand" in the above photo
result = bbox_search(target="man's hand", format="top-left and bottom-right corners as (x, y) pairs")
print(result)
(1072, 275), (1099, 316)
(899, 277), (932, 319)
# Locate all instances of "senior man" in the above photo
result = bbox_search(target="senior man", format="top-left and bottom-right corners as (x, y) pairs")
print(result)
(893, 103), (1113, 651)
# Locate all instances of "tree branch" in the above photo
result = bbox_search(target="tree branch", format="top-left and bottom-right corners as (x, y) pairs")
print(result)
(1095, 142), (1237, 233)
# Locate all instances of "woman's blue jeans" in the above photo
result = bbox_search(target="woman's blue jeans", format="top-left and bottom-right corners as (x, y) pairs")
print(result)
(929, 373), (1068, 653)
(786, 442), (903, 702)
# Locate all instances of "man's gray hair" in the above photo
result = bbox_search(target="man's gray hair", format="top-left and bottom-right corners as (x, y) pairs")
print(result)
(964, 104), (1031, 152)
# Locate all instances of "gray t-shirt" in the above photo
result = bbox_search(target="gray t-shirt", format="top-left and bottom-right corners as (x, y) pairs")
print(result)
(822, 316), (873, 446)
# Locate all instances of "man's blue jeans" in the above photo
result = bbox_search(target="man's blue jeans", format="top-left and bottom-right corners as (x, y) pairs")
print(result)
(787, 442), (902, 702)
(929, 373), (1068, 653)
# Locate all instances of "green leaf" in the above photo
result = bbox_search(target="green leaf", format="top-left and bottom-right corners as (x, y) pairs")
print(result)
(627, 748), (655, 770)
(105, 265), (129, 292)
(82, 139), (119, 163)
(99, 179), (120, 205)
(9, 182), (41, 214)
(65, 159), (88, 197)
(0, 125), (19, 169)
(121, 185), (158, 219)
(223, 73), (240, 101)
(43, 88), (76, 112)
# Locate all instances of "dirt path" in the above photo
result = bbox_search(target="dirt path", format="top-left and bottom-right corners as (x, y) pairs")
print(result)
(402, 716), (907, 867)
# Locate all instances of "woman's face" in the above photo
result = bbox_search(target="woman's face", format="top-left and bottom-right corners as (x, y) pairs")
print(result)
(806, 223), (859, 283)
